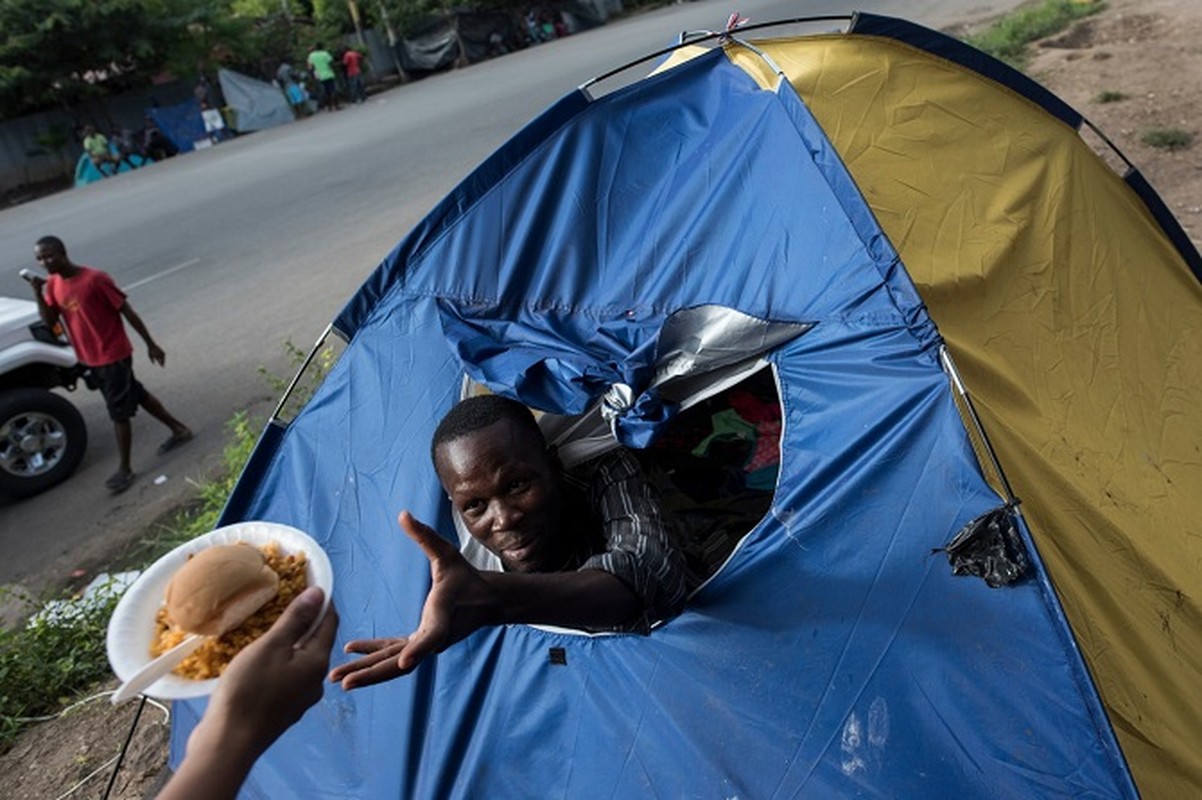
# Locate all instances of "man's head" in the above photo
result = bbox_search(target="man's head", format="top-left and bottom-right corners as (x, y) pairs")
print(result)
(34, 236), (69, 275)
(431, 396), (566, 573)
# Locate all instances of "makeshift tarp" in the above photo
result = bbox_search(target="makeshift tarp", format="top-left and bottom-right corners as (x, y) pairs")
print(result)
(217, 68), (294, 132)
(398, 15), (462, 73)
(457, 11), (522, 63)
(146, 100), (205, 154)
(562, 0), (615, 31)
(73, 150), (149, 187)
(398, 10), (562, 71)
(172, 13), (1201, 798)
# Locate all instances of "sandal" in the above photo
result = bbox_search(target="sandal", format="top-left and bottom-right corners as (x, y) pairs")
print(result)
(105, 471), (136, 494)
(157, 430), (194, 456)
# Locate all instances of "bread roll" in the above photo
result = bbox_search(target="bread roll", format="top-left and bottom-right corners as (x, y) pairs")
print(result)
(165, 543), (280, 636)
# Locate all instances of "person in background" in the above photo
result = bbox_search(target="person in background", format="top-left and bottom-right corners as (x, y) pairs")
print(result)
(112, 128), (142, 167)
(158, 587), (339, 800)
(28, 236), (193, 493)
(341, 48), (367, 104)
(141, 115), (178, 162)
(80, 125), (131, 176)
(307, 44), (340, 112)
(276, 62), (310, 117)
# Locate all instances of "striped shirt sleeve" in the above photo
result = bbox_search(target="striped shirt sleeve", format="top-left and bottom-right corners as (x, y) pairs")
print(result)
(578, 449), (688, 631)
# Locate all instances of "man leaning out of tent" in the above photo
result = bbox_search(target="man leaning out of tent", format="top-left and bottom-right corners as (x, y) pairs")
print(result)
(330, 395), (688, 689)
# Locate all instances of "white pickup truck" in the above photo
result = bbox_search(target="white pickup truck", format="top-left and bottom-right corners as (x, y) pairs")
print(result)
(0, 296), (89, 498)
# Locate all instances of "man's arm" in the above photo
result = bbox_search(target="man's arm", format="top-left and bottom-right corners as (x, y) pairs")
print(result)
(27, 276), (59, 328)
(158, 587), (338, 800)
(329, 512), (640, 690)
(579, 449), (688, 630)
(119, 302), (166, 365)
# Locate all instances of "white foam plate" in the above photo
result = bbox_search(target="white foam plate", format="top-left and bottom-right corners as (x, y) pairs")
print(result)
(106, 521), (334, 700)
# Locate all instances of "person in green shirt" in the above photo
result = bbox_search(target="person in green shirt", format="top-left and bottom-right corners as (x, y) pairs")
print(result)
(81, 125), (131, 176)
(307, 44), (341, 112)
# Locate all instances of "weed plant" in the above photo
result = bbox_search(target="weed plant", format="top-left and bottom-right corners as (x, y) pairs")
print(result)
(1093, 90), (1128, 103)
(1141, 128), (1194, 151)
(966, 0), (1105, 67)
(0, 581), (121, 748)
(0, 340), (337, 750)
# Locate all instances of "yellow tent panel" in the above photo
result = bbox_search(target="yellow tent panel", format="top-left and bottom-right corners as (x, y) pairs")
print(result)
(655, 23), (1202, 797)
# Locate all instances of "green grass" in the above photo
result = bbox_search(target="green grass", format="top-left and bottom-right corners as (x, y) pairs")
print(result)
(1141, 128), (1195, 151)
(1093, 89), (1128, 104)
(0, 340), (337, 750)
(965, 0), (1105, 68)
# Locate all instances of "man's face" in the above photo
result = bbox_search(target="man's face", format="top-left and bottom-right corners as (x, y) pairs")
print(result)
(435, 419), (563, 573)
(34, 243), (67, 275)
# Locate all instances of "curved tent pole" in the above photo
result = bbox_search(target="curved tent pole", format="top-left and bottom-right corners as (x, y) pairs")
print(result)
(270, 323), (336, 424)
(578, 15), (853, 93)
(724, 34), (787, 87)
(939, 345), (1019, 507)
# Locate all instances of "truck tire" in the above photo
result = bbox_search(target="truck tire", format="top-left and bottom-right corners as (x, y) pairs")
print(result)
(0, 388), (88, 498)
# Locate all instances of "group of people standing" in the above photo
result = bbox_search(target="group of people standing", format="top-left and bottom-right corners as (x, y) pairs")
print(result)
(278, 45), (368, 116)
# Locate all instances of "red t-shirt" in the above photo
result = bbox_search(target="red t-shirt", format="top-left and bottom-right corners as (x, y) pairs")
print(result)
(342, 50), (363, 77)
(44, 267), (133, 367)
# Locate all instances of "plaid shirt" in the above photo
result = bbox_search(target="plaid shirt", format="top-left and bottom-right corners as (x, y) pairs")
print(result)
(561, 449), (688, 631)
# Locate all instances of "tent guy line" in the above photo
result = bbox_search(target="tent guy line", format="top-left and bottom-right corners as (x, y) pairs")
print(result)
(125, 259), (201, 292)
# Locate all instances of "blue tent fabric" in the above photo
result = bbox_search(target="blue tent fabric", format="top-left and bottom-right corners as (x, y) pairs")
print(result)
(147, 100), (206, 154)
(73, 150), (149, 186)
(180, 48), (1135, 797)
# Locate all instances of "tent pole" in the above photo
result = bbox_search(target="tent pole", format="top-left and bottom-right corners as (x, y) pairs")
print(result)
(271, 324), (333, 423)
(939, 345), (1019, 504)
(579, 15), (852, 92)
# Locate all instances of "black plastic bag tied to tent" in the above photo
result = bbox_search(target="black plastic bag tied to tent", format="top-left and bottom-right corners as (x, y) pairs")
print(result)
(939, 504), (1029, 588)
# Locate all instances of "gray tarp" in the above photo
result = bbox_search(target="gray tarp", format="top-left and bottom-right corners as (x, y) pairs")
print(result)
(399, 17), (460, 73)
(217, 68), (294, 132)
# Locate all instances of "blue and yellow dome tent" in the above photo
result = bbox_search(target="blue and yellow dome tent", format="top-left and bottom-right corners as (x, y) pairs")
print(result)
(171, 13), (1200, 797)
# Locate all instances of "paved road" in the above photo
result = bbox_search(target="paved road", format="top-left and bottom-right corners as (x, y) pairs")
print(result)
(0, 0), (1021, 588)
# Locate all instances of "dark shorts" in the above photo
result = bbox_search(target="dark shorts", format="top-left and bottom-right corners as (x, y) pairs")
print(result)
(92, 357), (146, 422)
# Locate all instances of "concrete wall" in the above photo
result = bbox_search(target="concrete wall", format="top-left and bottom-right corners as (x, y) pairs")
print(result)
(0, 80), (193, 196)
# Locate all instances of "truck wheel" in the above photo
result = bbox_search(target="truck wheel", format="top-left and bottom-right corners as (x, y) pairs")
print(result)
(0, 388), (88, 498)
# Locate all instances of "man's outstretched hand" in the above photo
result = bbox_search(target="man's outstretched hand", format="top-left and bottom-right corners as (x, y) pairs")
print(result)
(329, 511), (500, 690)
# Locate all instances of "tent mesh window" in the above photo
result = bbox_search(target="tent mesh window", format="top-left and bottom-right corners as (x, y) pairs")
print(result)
(637, 366), (780, 591)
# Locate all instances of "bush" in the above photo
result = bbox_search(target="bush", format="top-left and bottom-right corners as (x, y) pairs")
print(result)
(965, 0), (1105, 67)
(0, 582), (122, 748)
(1141, 128), (1194, 151)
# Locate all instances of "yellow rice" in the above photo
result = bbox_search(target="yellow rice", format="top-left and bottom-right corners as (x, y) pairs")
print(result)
(150, 542), (308, 680)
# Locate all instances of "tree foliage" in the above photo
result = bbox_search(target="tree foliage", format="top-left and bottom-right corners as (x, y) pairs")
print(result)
(0, 0), (289, 120)
(0, 0), (178, 117)
(0, 0), (526, 121)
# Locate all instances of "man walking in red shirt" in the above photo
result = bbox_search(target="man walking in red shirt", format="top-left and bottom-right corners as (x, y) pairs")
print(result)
(28, 236), (192, 493)
(342, 48), (366, 104)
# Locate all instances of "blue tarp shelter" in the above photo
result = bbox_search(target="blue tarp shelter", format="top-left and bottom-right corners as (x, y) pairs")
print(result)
(147, 100), (206, 154)
(74, 150), (149, 187)
(168, 13), (1202, 798)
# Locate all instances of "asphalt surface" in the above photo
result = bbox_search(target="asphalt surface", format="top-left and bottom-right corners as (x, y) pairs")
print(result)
(0, 0), (1021, 590)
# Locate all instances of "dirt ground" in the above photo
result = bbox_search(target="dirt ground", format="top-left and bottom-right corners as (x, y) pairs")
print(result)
(1024, 0), (1202, 248)
(0, 1), (1197, 796)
